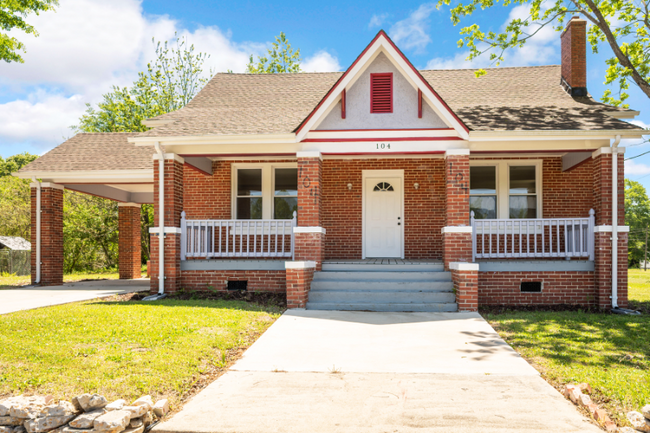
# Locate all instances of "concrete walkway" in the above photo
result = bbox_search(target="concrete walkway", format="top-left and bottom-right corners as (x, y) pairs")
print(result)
(0, 279), (149, 314)
(155, 310), (602, 433)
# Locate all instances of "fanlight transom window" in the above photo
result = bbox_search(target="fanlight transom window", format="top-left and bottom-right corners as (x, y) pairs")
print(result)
(373, 182), (394, 192)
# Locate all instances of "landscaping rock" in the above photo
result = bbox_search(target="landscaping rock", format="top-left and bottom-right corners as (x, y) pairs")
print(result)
(24, 415), (75, 433)
(128, 418), (142, 429)
(563, 384), (577, 398)
(594, 408), (609, 422)
(38, 402), (76, 418)
(578, 394), (592, 407)
(628, 411), (650, 432)
(0, 399), (20, 417)
(121, 406), (146, 420)
(75, 395), (108, 412)
(131, 397), (152, 411)
(642, 404), (650, 420)
(53, 427), (93, 433)
(619, 427), (637, 433)
(603, 420), (617, 432)
(13, 426), (25, 433)
(122, 425), (144, 433)
(69, 410), (105, 429)
(93, 410), (130, 432)
(10, 397), (53, 420)
(568, 388), (581, 404)
(586, 402), (599, 417)
(104, 401), (126, 412)
(0, 418), (24, 426)
(577, 383), (592, 394)
(152, 400), (168, 418)
(141, 412), (152, 427)
(0, 427), (13, 433)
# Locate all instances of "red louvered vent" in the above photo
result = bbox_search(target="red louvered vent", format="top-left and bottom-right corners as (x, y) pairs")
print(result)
(370, 73), (393, 113)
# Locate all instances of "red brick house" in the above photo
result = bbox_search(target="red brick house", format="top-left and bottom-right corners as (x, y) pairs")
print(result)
(16, 21), (644, 312)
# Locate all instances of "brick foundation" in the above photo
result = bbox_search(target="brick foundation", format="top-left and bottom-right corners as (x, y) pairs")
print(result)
(30, 184), (64, 286)
(451, 263), (478, 312)
(478, 271), (597, 306)
(118, 204), (141, 279)
(180, 270), (286, 292)
(286, 262), (316, 308)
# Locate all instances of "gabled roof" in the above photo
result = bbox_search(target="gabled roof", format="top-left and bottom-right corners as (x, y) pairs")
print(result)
(0, 236), (30, 251)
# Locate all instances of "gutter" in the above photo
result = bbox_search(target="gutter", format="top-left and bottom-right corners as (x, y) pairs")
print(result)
(144, 142), (167, 301)
(32, 177), (41, 284)
(612, 135), (621, 309)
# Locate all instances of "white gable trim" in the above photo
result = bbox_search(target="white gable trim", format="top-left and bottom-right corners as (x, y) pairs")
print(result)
(295, 32), (469, 142)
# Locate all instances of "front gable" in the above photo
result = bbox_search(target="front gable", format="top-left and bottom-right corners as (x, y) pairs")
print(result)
(316, 52), (448, 130)
(296, 30), (470, 143)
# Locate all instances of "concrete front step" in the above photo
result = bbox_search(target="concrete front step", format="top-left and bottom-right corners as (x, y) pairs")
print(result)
(304, 302), (459, 312)
(312, 271), (452, 282)
(308, 290), (456, 304)
(321, 263), (444, 272)
(310, 280), (453, 291)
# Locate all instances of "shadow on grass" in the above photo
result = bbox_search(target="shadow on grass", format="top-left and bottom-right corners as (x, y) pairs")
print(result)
(629, 299), (650, 314)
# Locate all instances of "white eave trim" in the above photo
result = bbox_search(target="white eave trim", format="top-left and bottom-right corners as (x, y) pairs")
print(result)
(14, 169), (153, 181)
(129, 133), (297, 146)
(603, 110), (640, 119)
(469, 129), (647, 141)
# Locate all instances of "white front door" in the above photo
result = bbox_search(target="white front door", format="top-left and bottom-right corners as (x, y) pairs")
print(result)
(364, 175), (403, 258)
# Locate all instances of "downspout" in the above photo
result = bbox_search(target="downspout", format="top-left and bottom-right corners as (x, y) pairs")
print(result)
(611, 135), (621, 309)
(32, 177), (41, 284)
(155, 142), (165, 295)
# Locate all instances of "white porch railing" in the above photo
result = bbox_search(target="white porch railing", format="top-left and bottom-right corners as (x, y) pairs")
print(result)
(471, 209), (595, 261)
(180, 211), (297, 260)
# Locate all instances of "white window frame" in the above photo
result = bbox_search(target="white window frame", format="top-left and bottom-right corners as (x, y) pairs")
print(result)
(469, 160), (543, 219)
(231, 162), (298, 220)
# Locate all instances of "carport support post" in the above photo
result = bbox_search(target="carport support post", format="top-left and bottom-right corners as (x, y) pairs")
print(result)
(442, 150), (472, 270)
(150, 153), (184, 293)
(30, 182), (64, 286)
(118, 203), (142, 280)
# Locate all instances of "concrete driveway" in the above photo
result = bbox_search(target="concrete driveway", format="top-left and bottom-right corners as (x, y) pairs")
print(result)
(155, 310), (602, 433)
(0, 279), (149, 314)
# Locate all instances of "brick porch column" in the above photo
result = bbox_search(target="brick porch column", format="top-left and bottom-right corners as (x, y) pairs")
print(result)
(592, 147), (628, 308)
(295, 151), (325, 271)
(450, 262), (479, 312)
(118, 203), (141, 280)
(285, 261), (316, 308)
(442, 149), (472, 270)
(30, 182), (64, 286)
(150, 153), (184, 293)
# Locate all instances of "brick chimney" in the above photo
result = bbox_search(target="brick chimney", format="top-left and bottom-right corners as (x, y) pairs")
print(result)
(561, 17), (587, 96)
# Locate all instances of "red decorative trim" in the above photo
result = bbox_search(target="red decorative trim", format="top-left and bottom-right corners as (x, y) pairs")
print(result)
(370, 73), (393, 113)
(313, 127), (454, 132)
(178, 153), (296, 158)
(183, 162), (212, 176)
(293, 30), (470, 135)
(418, 89), (423, 119)
(302, 136), (463, 143)
(471, 149), (597, 154)
(341, 89), (346, 119)
(61, 182), (153, 185)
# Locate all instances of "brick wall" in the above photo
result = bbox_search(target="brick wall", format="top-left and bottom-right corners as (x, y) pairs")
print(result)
(153, 158), (184, 227)
(30, 186), (63, 286)
(179, 270), (286, 292)
(594, 232), (628, 308)
(118, 205), (141, 279)
(451, 267), (478, 311)
(543, 157), (594, 217)
(286, 267), (315, 308)
(444, 154), (470, 226)
(478, 271), (597, 305)
(297, 157), (322, 227)
(592, 153), (625, 226)
(322, 158), (445, 259)
(149, 232), (182, 292)
(294, 232), (324, 270)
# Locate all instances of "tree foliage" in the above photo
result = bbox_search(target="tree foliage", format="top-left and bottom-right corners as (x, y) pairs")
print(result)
(76, 34), (212, 133)
(625, 179), (650, 266)
(436, 0), (650, 107)
(246, 32), (302, 73)
(1, 0), (57, 63)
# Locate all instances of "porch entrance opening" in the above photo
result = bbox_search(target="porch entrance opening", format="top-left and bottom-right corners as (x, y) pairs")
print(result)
(363, 172), (403, 258)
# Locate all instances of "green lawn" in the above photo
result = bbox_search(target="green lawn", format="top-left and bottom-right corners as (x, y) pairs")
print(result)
(0, 296), (281, 410)
(0, 268), (147, 289)
(484, 270), (650, 425)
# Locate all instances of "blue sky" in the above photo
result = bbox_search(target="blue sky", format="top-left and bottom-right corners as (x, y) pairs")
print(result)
(1, 0), (649, 186)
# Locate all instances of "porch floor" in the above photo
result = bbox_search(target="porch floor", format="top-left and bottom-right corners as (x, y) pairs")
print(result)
(323, 259), (441, 265)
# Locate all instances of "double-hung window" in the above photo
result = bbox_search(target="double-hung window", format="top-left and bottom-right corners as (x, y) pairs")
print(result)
(232, 164), (298, 220)
(469, 161), (541, 219)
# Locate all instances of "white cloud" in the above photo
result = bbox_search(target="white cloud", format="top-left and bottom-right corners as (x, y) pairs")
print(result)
(302, 51), (342, 72)
(368, 13), (389, 29)
(626, 159), (650, 176)
(389, 4), (437, 53)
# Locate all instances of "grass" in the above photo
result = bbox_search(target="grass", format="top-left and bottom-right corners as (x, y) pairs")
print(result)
(0, 267), (147, 289)
(484, 269), (650, 426)
(0, 295), (281, 410)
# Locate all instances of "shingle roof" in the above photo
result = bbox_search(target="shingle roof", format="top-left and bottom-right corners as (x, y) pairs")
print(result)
(18, 133), (154, 173)
(141, 65), (640, 136)
(0, 236), (31, 250)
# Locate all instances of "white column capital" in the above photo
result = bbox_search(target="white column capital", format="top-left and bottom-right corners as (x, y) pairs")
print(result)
(296, 151), (322, 160)
(592, 147), (625, 158)
(444, 149), (470, 158)
(30, 182), (64, 190)
(118, 202), (141, 208)
(153, 153), (185, 163)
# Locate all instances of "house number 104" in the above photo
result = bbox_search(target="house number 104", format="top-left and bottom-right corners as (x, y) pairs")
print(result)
(376, 143), (391, 150)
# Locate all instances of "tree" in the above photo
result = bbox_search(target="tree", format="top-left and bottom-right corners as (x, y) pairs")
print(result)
(625, 179), (650, 267)
(1, 0), (58, 63)
(76, 34), (212, 133)
(0, 152), (38, 176)
(246, 32), (302, 73)
(436, 0), (650, 107)
(0, 153), (38, 240)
